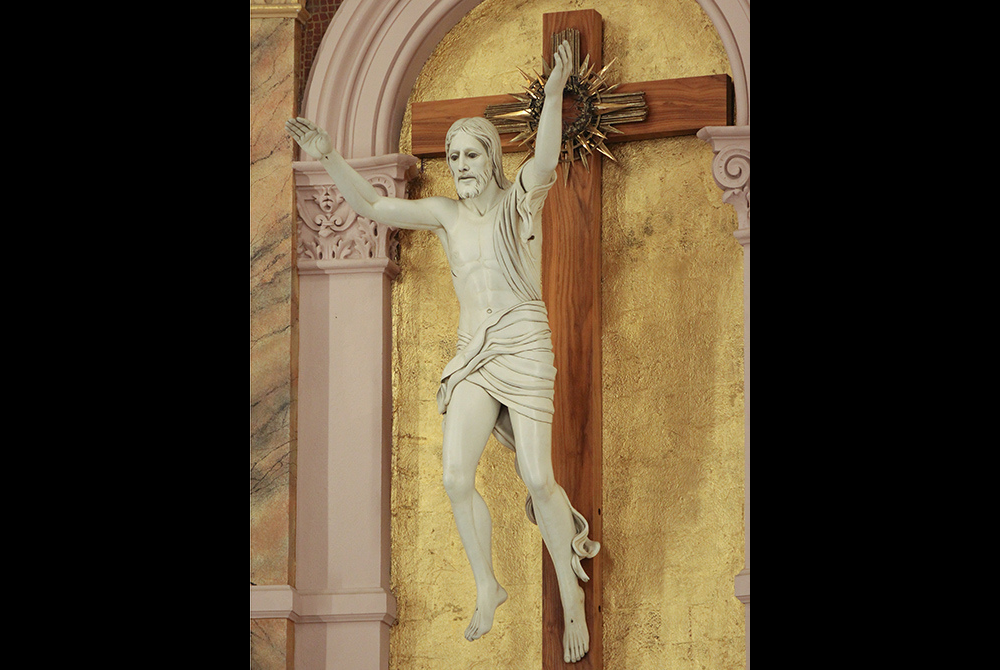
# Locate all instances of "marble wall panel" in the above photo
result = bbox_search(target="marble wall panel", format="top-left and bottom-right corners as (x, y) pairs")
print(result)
(251, 14), (298, 593)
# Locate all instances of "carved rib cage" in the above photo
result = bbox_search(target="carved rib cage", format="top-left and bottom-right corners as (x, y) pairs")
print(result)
(484, 27), (647, 178)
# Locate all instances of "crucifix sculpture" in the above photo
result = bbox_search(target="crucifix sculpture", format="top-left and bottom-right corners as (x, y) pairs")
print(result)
(289, 8), (731, 669)
(408, 9), (731, 669)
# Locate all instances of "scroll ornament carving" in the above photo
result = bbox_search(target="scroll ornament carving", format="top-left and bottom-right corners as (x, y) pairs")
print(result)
(711, 145), (750, 233)
(296, 175), (401, 262)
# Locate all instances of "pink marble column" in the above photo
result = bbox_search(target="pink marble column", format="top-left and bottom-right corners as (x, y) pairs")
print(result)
(292, 153), (419, 670)
(250, 7), (301, 666)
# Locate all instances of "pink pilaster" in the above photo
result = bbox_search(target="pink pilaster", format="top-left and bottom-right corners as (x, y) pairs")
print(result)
(293, 153), (418, 669)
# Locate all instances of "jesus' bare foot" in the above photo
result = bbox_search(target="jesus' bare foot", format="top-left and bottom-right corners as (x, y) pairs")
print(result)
(562, 584), (589, 663)
(464, 582), (508, 641)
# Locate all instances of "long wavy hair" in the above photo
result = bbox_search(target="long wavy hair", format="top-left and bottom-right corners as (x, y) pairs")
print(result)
(445, 117), (512, 190)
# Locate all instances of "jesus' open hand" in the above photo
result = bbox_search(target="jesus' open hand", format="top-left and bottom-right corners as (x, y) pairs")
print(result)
(545, 39), (573, 96)
(285, 117), (334, 160)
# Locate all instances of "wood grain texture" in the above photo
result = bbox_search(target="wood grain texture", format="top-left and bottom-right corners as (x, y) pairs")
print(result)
(607, 74), (733, 142)
(411, 94), (515, 158)
(540, 10), (603, 670)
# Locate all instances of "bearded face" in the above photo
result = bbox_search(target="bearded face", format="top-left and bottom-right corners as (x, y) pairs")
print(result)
(447, 131), (493, 200)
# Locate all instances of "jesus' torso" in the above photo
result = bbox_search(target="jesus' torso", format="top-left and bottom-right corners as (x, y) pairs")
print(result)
(442, 196), (523, 335)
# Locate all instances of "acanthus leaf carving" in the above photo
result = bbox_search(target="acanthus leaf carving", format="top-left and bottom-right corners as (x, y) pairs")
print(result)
(296, 175), (401, 263)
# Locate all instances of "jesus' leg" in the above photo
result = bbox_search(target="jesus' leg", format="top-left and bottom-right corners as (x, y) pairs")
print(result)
(508, 409), (590, 664)
(441, 381), (508, 641)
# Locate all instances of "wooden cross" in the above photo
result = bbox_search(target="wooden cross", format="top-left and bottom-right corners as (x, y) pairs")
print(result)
(410, 9), (732, 669)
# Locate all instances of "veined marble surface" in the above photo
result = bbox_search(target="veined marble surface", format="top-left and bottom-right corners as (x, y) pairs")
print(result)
(250, 14), (298, 669)
(250, 14), (297, 590)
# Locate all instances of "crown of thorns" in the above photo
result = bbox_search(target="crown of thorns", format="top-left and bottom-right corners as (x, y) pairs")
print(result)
(485, 31), (647, 181)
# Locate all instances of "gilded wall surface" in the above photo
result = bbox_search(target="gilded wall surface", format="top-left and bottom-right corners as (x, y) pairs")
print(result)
(392, 1), (744, 668)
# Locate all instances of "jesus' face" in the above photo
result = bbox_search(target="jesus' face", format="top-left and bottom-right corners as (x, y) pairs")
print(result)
(448, 131), (492, 200)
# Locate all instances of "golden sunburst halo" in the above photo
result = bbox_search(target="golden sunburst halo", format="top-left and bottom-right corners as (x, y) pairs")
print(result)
(485, 29), (647, 183)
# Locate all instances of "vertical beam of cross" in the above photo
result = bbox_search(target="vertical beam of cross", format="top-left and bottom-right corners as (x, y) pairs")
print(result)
(540, 9), (603, 670)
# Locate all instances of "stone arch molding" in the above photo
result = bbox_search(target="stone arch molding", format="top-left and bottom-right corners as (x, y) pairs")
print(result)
(302, 0), (750, 160)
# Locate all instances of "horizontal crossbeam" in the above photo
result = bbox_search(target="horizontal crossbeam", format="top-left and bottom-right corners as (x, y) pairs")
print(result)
(410, 74), (733, 158)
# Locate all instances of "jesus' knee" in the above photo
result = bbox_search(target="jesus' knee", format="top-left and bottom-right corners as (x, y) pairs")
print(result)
(443, 466), (476, 502)
(522, 470), (558, 507)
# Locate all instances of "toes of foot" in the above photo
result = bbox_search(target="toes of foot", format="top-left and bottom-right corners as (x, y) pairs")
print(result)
(563, 634), (588, 662)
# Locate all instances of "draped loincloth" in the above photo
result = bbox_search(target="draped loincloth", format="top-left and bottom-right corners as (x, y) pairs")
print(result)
(436, 300), (556, 424)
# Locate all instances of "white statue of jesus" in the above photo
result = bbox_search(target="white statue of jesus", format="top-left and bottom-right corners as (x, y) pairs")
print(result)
(286, 40), (600, 664)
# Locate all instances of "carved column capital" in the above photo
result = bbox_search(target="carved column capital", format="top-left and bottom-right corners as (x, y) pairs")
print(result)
(698, 125), (750, 246)
(294, 154), (420, 274)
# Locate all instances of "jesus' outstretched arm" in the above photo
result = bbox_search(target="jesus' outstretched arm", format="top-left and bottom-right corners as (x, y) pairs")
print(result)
(522, 39), (573, 190)
(285, 117), (447, 231)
